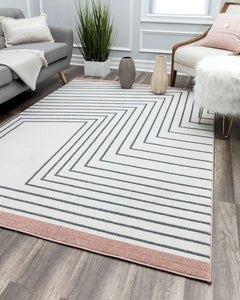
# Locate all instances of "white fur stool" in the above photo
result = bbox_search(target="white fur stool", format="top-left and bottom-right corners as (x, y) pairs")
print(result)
(194, 56), (240, 138)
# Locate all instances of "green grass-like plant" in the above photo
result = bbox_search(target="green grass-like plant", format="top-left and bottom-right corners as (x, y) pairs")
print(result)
(75, 0), (115, 62)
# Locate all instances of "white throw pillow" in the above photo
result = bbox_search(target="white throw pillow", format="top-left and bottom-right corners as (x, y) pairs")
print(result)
(0, 14), (54, 47)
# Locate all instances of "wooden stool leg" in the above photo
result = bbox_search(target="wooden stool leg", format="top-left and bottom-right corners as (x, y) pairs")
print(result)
(222, 115), (234, 139)
(198, 108), (203, 124)
(59, 71), (67, 84)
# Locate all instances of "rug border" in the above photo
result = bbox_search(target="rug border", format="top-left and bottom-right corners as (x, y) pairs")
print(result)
(0, 79), (212, 282)
(0, 211), (211, 282)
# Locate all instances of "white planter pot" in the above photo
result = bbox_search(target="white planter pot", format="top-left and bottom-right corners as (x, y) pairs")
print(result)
(84, 59), (110, 77)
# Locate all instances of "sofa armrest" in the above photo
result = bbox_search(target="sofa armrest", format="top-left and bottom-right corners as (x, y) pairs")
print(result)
(49, 25), (73, 55)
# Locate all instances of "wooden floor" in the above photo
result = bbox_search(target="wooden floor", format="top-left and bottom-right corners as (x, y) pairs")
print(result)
(0, 66), (239, 300)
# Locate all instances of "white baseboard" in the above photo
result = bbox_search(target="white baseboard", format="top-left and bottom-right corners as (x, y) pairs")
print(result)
(70, 54), (171, 73)
(71, 54), (85, 66)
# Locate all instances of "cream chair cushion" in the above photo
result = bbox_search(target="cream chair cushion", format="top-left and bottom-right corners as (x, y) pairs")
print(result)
(174, 43), (231, 76)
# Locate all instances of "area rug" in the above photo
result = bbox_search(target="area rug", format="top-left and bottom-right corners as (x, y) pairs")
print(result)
(0, 79), (214, 282)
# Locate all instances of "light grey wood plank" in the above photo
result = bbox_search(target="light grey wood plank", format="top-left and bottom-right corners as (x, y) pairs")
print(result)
(119, 265), (185, 300)
(135, 71), (151, 84)
(150, 274), (185, 300)
(115, 264), (154, 300)
(114, 265), (158, 300)
(17, 240), (75, 294)
(0, 229), (18, 257)
(0, 233), (38, 295)
(236, 204), (240, 256)
(214, 114), (223, 140)
(102, 69), (118, 81)
(29, 246), (85, 300)
(0, 282), (31, 300)
(213, 201), (240, 300)
(134, 70), (142, 80)
(143, 73), (152, 85)
(230, 117), (240, 206)
(184, 278), (212, 300)
(81, 257), (131, 300)
(174, 75), (193, 89)
(214, 139), (235, 203)
(62, 252), (116, 300)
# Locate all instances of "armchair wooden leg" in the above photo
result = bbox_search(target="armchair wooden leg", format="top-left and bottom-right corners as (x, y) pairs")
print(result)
(170, 70), (177, 87)
(59, 71), (67, 84)
(222, 115), (234, 139)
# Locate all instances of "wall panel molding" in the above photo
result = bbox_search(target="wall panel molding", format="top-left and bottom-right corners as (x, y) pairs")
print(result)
(39, 0), (43, 14)
(111, 0), (133, 51)
(39, 0), (133, 52)
(140, 29), (204, 36)
(126, 0), (133, 51)
(111, 46), (132, 52)
(73, 43), (131, 53)
(139, 29), (201, 53)
(26, 0), (32, 17)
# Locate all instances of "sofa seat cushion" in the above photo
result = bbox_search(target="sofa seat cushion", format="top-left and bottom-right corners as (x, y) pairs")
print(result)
(2, 42), (68, 64)
(174, 45), (231, 69)
(0, 65), (12, 87)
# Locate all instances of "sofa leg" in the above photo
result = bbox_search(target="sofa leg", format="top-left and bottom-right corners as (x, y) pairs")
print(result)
(59, 71), (67, 84)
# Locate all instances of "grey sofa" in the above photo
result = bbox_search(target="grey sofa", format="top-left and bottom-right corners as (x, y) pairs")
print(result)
(0, 8), (73, 104)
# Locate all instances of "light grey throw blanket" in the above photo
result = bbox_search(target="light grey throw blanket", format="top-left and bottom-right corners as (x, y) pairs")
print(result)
(0, 49), (47, 90)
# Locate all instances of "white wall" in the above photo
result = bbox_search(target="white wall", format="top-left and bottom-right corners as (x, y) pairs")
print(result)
(0, 0), (238, 72)
(0, 0), (37, 17)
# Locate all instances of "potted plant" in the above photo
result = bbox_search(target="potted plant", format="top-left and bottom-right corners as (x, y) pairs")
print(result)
(75, 0), (115, 76)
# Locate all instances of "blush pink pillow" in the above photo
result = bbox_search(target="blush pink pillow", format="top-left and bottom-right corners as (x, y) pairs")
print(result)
(198, 13), (240, 51)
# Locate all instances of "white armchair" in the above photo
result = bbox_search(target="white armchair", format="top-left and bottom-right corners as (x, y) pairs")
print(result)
(170, 2), (240, 87)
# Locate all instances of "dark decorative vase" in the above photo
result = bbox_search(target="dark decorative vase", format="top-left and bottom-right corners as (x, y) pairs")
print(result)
(118, 57), (136, 89)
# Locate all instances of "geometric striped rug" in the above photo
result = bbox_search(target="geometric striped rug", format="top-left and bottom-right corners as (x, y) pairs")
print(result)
(0, 79), (214, 282)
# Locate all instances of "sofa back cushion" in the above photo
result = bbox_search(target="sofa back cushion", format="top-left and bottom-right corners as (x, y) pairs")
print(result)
(1, 14), (54, 47)
(0, 8), (24, 49)
(0, 26), (4, 49)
